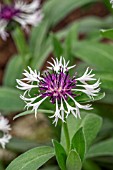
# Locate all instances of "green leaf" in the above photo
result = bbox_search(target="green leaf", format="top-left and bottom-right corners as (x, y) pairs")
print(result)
(82, 114), (102, 150)
(6, 146), (54, 170)
(7, 137), (41, 152)
(61, 112), (86, 151)
(43, 0), (98, 26)
(52, 140), (67, 170)
(61, 112), (102, 151)
(87, 138), (113, 158)
(95, 71), (113, 91)
(100, 29), (113, 40)
(83, 160), (101, 170)
(32, 37), (52, 70)
(3, 55), (24, 87)
(30, 20), (49, 58)
(66, 150), (82, 170)
(71, 128), (86, 161)
(61, 16), (113, 36)
(63, 24), (78, 60)
(14, 109), (54, 120)
(51, 34), (63, 58)
(12, 27), (28, 55)
(0, 87), (24, 112)
(30, 0), (100, 70)
(73, 41), (113, 72)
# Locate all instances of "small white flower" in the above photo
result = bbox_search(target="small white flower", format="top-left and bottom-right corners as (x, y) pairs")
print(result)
(0, 0), (43, 40)
(0, 114), (11, 149)
(16, 57), (101, 126)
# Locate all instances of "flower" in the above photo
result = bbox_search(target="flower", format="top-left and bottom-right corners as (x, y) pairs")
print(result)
(0, 114), (11, 148)
(16, 57), (101, 126)
(0, 0), (43, 40)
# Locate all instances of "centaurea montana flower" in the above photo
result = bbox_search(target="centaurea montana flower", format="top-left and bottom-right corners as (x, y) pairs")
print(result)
(0, 0), (43, 40)
(0, 114), (11, 148)
(16, 57), (101, 126)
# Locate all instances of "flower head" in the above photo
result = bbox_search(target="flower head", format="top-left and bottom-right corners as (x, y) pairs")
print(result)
(0, 0), (43, 40)
(0, 114), (11, 148)
(16, 57), (101, 126)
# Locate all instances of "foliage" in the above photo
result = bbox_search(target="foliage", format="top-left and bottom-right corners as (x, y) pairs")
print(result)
(0, 0), (113, 169)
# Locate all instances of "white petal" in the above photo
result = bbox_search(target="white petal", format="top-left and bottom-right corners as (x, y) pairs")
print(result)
(22, 66), (41, 83)
(63, 97), (78, 119)
(33, 96), (48, 118)
(67, 94), (93, 111)
(15, 0), (40, 13)
(20, 94), (41, 102)
(0, 20), (9, 40)
(0, 134), (12, 149)
(16, 79), (38, 91)
(76, 67), (96, 84)
(49, 99), (62, 126)
(74, 79), (101, 98)
(48, 56), (76, 73)
(14, 0), (43, 28)
(59, 98), (66, 122)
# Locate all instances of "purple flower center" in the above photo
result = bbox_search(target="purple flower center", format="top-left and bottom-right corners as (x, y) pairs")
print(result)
(0, 5), (20, 21)
(39, 71), (76, 103)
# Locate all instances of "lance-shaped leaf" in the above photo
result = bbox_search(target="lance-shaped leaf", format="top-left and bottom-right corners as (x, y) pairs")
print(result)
(66, 150), (82, 170)
(86, 138), (113, 158)
(0, 87), (24, 113)
(51, 34), (63, 58)
(61, 112), (102, 152)
(81, 114), (102, 150)
(71, 127), (86, 161)
(52, 140), (67, 170)
(3, 55), (24, 87)
(6, 146), (54, 170)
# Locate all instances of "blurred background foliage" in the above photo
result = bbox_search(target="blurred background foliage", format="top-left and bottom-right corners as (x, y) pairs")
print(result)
(0, 0), (113, 169)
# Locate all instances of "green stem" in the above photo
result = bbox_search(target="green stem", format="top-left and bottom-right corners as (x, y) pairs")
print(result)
(62, 122), (70, 154)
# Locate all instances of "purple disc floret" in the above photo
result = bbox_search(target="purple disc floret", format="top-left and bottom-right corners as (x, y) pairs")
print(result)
(0, 5), (20, 21)
(39, 70), (76, 104)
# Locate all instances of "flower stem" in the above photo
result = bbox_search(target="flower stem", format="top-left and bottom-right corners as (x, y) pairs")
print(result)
(62, 122), (70, 154)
